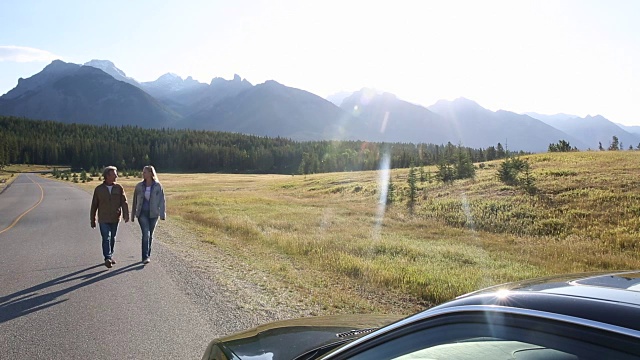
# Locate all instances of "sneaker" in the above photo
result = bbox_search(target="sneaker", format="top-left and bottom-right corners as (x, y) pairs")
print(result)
(105, 259), (113, 268)
(142, 258), (151, 264)
(110, 259), (116, 265)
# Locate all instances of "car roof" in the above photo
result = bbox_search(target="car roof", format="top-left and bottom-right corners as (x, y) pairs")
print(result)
(428, 270), (640, 332)
(462, 270), (640, 306)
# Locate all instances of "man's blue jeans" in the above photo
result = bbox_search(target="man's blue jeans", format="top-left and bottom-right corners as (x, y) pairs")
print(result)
(138, 212), (159, 261)
(99, 222), (119, 260)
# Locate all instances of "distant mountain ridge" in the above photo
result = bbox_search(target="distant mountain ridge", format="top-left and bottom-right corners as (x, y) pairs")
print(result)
(3, 60), (78, 100)
(0, 60), (180, 127)
(617, 123), (640, 136)
(1, 59), (638, 152)
(526, 113), (640, 150)
(340, 89), (452, 144)
(182, 80), (351, 141)
(426, 98), (589, 151)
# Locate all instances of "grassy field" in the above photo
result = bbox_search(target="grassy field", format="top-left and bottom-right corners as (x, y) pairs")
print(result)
(47, 151), (640, 314)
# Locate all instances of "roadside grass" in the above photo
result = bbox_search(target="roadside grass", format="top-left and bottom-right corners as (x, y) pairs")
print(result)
(1, 164), (60, 192)
(50, 151), (640, 314)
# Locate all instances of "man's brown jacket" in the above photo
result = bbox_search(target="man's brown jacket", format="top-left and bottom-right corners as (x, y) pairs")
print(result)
(90, 182), (130, 225)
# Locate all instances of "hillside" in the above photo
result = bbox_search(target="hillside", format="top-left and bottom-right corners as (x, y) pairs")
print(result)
(182, 80), (353, 140)
(0, 61), (181, 127)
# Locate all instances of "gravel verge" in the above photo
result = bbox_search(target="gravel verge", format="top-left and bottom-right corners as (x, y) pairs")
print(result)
(152, 218), (325, 338)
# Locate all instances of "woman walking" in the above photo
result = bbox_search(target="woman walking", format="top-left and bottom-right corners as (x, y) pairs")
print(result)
(131, 165), (166, 264)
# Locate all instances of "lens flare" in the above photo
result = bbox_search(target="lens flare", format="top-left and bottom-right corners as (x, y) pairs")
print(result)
(374, 150), (391, 239)
(461, 192), (475, 231)
(380, 111), (390, 134)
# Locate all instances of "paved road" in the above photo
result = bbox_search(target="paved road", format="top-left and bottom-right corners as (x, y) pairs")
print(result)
(0, 174), (216, 359)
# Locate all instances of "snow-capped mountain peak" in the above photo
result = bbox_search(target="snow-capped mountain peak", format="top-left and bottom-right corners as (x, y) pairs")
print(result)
(144, 72), (206, 92)
(84, 59), (139, 86)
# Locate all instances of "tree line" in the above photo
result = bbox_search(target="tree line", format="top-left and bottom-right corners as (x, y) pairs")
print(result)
(0, 116), (516, 174)
(548, 136), (640, 152)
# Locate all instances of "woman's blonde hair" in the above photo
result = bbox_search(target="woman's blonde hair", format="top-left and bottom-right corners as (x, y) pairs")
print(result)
(143, 165), (158, 181)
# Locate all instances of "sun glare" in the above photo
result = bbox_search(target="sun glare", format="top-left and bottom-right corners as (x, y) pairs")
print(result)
(374, 151), (391, 240)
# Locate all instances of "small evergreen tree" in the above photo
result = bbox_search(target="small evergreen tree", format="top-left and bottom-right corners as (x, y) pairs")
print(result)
(608, 136), (620, 151)
(497, 157), (527, 186)
(386, 177), (395, 205)
(548, 140), (573, 152)
(436, 162), (456, 183)
(407, 164), (418, 212)
(454, 146), (475, 179)
(520, 162), (537, 195)
(496, 143), (506, 158)
(497, 156), (536, 195)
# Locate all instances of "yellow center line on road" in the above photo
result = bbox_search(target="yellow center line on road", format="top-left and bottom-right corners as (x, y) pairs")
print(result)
(0, 174), (45, 235)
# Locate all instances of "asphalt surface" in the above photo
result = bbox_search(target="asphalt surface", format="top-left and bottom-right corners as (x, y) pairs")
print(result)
(0, 174), (217, 359)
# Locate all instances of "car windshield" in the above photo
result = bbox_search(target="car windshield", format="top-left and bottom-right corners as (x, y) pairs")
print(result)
(1, 1), (639, 359)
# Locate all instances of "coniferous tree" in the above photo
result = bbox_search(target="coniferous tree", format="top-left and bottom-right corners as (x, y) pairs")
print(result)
(386, 177), (395, 205)
(454, 146), (475, 179)
(609, 136), (620, 151)
(520, 162), (537, 195)
(498, 157), (521, 185)
(407, 164), (417, 212)
(436, 162), (456, 183)
(548, 140), (573, 152)
(485, 146), (497, 161)
(496, 143), (506, 158)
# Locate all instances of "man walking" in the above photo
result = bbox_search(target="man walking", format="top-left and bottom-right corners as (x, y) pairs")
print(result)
(90, 166), (129, 268)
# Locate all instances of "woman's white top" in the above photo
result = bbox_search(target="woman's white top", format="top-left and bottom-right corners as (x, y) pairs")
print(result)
(145, 185), (151, 201)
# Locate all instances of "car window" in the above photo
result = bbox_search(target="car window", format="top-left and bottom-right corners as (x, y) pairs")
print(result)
(394, 340), (577, 360)
(342, 313), (640, 360)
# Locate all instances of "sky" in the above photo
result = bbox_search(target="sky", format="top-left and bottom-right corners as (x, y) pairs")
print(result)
(1, 0), (639, 124)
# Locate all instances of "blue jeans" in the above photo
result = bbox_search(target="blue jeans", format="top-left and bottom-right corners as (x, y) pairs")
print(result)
(138, 211), (159, 261)
(99, 222), (119, 260)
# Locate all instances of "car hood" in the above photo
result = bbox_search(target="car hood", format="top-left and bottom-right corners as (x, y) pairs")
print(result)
(201, 314), (402, 360)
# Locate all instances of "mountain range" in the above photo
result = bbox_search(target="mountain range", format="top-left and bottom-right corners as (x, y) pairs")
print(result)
(1, 59), (638, 153)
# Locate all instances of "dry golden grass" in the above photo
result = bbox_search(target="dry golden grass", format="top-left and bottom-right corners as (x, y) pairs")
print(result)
(52, 151), (640, 314)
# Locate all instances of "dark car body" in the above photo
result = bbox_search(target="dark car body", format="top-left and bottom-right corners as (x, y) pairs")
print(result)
(201, 314), (403, 360)
(202, 271), (640, 359)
